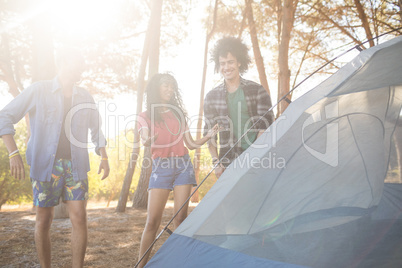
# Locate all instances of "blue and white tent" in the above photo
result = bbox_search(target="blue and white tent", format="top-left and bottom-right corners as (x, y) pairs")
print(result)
(146, 36), (402, 268)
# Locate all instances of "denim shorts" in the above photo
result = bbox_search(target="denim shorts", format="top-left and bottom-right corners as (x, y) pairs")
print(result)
(31, 159), (89, 207)
(149, 154), (197, 191)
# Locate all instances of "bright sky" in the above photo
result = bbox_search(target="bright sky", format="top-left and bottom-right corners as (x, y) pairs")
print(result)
(0, 0), (224, 138)
(93, 0), (221, 138)
(0, 0), (373, 140)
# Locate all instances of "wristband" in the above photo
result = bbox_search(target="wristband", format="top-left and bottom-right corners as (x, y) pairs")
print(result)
(101, 158), (108, 161)
(9, 149), (19, 157)
(9, 152), (20, 159)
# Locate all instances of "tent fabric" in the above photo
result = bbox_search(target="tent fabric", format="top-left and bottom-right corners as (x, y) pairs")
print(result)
(146, 234), (307, 268)
(146, 36), (402, 268)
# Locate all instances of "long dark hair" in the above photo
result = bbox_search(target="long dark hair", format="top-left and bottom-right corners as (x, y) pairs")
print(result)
(145, 73), (188, 124)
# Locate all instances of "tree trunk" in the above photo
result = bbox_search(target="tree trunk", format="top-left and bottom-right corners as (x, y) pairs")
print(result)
(115, 34), (150, 212)
(245, 0), (271, 95)
(132, 0), (163, 209)
(148, 0), (162, 78)
(399, 0), (402, 23)
(277, 0), (297, 117)
(132, 146), (152, 209)
(192, 0), (219, 203)
(354, 0), (374, 47)
(275, 0), (283, 45)
(238, 9), (247, 39)
(116, 131), (141, 212)
(115, 28), (150, 212)
(116, 0), (163, 212)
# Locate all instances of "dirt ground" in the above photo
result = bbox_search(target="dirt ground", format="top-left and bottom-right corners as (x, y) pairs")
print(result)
(0, 201), (195, 268)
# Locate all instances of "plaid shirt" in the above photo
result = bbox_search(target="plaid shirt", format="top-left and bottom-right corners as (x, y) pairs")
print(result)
(203, 77), (274, 162)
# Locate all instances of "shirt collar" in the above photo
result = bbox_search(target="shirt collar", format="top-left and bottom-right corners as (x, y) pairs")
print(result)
(221, 77), (246, 93)
(51, 76), (82, 96)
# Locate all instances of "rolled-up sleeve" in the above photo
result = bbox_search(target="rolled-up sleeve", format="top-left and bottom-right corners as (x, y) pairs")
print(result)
(87, 95), (107, 155)
(0, 86), (36, 137)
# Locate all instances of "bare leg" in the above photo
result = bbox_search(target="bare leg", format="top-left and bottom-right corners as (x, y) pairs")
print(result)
(35, 206), (54, 268)
(66, 200), (87, 268)
(137, 189), (170, 268)
(173, 185), (192, 229)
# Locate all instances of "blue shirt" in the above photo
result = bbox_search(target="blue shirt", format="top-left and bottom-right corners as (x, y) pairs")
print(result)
(0, 77), (106, 182)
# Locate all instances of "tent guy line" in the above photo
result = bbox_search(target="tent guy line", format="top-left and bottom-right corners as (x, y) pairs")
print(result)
(134, 28), (402, 268)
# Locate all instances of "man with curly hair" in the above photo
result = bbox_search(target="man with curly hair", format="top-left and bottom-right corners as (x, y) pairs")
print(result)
(203, 37), (274, 178)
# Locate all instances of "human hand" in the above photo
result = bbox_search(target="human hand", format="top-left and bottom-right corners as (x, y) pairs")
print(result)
(10, 154), (25, 180)
(98, 159), (110, 180)
(214, 164), (225, 179)
(207, 124), (219, 139)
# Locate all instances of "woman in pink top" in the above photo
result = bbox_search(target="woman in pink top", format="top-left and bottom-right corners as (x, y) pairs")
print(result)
(137, 73), (218, 267)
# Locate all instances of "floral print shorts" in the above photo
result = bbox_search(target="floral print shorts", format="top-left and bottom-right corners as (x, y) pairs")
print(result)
(31, 159), (89, 207)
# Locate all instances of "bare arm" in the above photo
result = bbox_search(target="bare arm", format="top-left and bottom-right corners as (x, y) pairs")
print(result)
(1, 134), (25, 180)
(207, 137), (225, 179)
(97, 147), (110, 180)
(202, 92), (225, 177)
(207, 140), (219, 163)
(184, 124), (219, 150)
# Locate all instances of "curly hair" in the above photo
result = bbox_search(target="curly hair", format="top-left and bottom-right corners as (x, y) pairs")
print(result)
(145, 73), (188, 124)
(211, 37), (251, 74)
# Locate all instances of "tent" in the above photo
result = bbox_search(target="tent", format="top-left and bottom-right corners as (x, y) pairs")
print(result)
(145, 36), (402, 267)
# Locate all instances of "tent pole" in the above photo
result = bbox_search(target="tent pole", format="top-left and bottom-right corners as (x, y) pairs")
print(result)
(133, 27), (402, 268)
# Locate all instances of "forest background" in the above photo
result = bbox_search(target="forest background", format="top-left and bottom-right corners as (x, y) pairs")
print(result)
(0, 0), (401, 211)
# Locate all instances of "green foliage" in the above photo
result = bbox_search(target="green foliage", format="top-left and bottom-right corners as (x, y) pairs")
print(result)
(188, 145), (218, 200)
(87, 131), (142, 204)
(0, 122), (32, 209)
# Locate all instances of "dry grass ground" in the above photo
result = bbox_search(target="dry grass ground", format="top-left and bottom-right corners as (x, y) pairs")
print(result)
(0, 200), (195, 267)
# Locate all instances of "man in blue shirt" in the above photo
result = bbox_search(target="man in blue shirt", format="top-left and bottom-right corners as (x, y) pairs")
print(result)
(0, 47), (110, 267)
